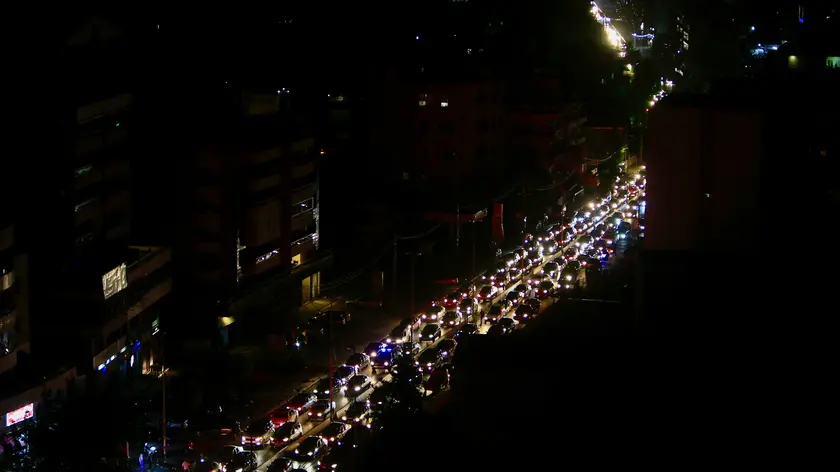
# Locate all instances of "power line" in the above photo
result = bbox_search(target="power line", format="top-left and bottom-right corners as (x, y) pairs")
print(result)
(321, 224), (444, 290)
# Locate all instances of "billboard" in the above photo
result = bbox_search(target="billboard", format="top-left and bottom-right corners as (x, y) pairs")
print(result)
(102, 263), (128, 299)
(5, 403), (34, 427)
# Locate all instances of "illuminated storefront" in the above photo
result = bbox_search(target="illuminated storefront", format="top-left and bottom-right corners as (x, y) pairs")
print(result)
(4, 403), (34, 428)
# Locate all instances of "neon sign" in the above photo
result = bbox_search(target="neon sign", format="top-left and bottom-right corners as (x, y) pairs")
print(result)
(5, 403), (34, 427)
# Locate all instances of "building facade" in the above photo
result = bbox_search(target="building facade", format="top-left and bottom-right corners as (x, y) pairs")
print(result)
(15, 16), (170, 380)
(177, 89), (328, 336)
(376, 71), (506, 184)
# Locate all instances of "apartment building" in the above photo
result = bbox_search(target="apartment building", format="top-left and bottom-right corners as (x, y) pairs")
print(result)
(17, 16), (171, 379)
(375, 70), (506, 184)
(177, 87), (329, 338)
(0, 215), (29, 376)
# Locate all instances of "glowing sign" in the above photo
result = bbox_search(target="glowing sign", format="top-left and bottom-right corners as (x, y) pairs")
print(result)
(827, 57), (840, 69)
(102, 263), (128, 299)
(5, 403), (34, 427)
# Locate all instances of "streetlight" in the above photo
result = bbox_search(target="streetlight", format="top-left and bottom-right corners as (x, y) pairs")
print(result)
(406, 251), (422, 343)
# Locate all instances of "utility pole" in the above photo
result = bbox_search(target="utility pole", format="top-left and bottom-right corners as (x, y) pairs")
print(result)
(471, 222), (476, 279)
(328, 310), (335, 420)
(161, 358), (167, 457)
(455, 151), (460, 250)
(392, 239), (398, 307)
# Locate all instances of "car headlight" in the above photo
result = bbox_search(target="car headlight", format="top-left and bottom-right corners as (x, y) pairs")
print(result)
(566, 275), (572, 281)
(355, 386), (361, 391)
(317, 413), (322, 416)
(283, 437), (289, 442)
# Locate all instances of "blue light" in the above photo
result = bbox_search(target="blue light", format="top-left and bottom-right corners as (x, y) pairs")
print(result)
(799, 18), (804, 23)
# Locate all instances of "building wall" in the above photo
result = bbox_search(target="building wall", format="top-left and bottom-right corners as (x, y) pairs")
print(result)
(645, 102), (763, 253)
(379, 72), (506, 182)
(1, 222), (30, 376)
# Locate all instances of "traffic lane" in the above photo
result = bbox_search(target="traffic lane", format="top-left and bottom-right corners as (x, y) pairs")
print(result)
(246, 307), (407, 420)
(255, 388), (375, 471)
(254, 197), (640, 464)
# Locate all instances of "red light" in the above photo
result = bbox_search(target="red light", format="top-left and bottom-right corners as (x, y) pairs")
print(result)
(320, 150), (325, 155)
(645, 108), (649, 112)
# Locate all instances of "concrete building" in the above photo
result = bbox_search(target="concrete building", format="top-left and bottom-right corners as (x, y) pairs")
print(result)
(175, 87), (330, 340)
(375, 70), (506, 184)
(16, 16), (172, 380)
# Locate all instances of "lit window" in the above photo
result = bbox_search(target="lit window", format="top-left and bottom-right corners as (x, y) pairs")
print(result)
(440, 101), (449, 108)
(419, 100), (427, 107)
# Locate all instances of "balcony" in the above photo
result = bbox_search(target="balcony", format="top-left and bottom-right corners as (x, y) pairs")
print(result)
(290, 183), (316, 204)
(127, 247), (172, 285)
(92, 335), (127, 371)
(246, 174), (282, 194)
(77, 93), (133, 124)
(0, 223), (12, 252)
(290, 233), (316, 258)
(291, 211), (314, 233)
(0, 307), (15, 332)
(291, 161), (316, 180)
(74, 198), (101, 225)
(105, 190), (130, 214)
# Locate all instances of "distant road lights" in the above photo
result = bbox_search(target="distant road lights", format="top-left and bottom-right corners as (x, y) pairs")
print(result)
(750, 26), (756, 31)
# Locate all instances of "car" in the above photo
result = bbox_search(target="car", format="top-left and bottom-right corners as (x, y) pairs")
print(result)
(397, 341), (421, 359)
(212, 445), (246, 466)
(457, 298), (478, 316)
(285, 392), (318, 417)
(436, 339), (457, 358)
(228, 450), (258, 471)
(523, 298), (541, 312)
(486, 324), (509, 336)
(344, 352), (370, 371)
(514, 283), (529, 295)
(320, 422), (352, 443)
(559, 266), (584, 289)
(310, 400), (333, 421)
(419, 324), (441, 342)
(193, 461), (225, 472)
(322, 310), (351, 325)
(240, 421), (274, 449)
(313, 378), (343, 399)
(484, 303), (506, 323)
(364, 341), (386, 358)
(317, 448), (348, 471)
(270, 407), (298, 428)
(537, 280), (556, 299)
(294, 436), (329, 461)
(441, 310), (464, 327)
(417, 347), (444, 372)
(421, 305), (445, 322)
(341, 401), (372, 424)
(542, 262), (560, 277)
(345, 375), (371, 396)
(498, 318), (517, 332)
(334, 365), (357, 384)
(504, 291), (523, 305)
(477, 285), (497, 301)
(371, 345), (398, 371)
(441, 292), (463, 308)
(272, 421), (303, 448)
(337, 424), (373, 448)
(563, 247), (579, 260)
(267, 457), (294, 472)
(453, 323), (478, 340)
(513, 303), (534, 321)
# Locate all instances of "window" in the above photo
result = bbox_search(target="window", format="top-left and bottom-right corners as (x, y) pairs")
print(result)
(418, 93), (428, 107)
(419, 100), (427, 107)
(292, 198), (314, 216)
(440, 100), (449, 108)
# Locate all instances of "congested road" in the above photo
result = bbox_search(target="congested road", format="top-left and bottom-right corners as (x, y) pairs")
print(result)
(246, 171), (646, 471)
